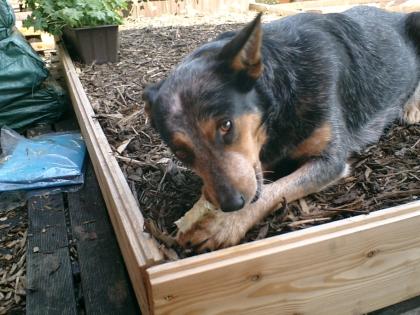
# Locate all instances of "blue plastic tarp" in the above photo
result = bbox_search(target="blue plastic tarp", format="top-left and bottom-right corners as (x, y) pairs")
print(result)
(0, 127), (86, 192)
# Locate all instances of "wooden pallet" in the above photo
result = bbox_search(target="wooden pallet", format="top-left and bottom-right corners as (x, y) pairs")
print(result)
(26, 122), (140, 315)
(19, 27), (56, 53)
(59, 35), (420, 315)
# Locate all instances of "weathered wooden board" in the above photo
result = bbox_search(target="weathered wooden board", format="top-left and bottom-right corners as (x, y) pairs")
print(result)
(26, 125), (77, 315)
(67, 161), (140, 315)
(59, 43), (162, 315)
(129, 0), (249, 18)
(54, 116), (139, 314)
(27, 194), (77, 315)
(148, 201), (420, 315)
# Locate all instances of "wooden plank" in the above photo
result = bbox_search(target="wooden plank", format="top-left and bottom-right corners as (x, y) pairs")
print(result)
(59, 43), (163, 315)
(27, 194), (77, 315)
(384, 1), (420, 14)
(19, 26), (42, 37)
(276, 0), (382, 9)
(249, 0), (420, 15)
(67, 161), (140, 314)
(129, 0), (248, 17)
(30, 41), (56, 53)
(26, 124), (77, 315)
(249, 2), (300, 16)
(147, 201), (420, 315)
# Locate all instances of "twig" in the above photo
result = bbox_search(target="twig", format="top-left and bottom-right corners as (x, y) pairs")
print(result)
(115, 155), (158, 169)
(376, 189), (420, 201)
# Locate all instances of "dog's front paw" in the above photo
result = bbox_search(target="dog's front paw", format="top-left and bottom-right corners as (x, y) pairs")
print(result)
(176, 211), (247, 252)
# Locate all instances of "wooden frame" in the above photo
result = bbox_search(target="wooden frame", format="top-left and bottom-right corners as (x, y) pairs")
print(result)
(60, 37), (420, 314)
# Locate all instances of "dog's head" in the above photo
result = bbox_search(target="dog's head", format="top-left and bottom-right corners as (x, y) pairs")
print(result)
(144, 14), (267, 212)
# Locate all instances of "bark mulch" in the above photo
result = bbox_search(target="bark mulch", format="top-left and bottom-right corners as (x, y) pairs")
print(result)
(78, 14), (420, 260)
(0, 201), (26, 315)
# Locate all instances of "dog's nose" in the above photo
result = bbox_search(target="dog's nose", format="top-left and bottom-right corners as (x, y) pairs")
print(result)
(219, 192), (245, 212)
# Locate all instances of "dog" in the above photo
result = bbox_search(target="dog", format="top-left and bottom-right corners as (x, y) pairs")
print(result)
(144, 6), (420, 252)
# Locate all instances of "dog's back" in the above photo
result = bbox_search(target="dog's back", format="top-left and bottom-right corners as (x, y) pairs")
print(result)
(255, 7), (420, 159)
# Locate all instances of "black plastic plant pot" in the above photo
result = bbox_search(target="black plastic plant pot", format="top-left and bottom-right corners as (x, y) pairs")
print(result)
(63, 25), (119, 64)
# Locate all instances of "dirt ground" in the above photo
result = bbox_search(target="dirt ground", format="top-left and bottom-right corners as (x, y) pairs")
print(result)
(78, 13), (420, 260)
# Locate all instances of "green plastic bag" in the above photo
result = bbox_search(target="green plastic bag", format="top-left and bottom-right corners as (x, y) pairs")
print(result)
(0, 7), (67, 131)
(0, 0), (14, 41)
(0, 81), (67, 131)
(0, 30), (49, 106)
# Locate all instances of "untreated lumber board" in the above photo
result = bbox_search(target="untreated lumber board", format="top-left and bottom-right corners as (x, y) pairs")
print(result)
(250, 0), (420, 15)
(274, 0), (381, 9)
(148, 201), (420, 315)
(384, 1), (420, 14)
(59, 42), (163, 315)
(67, 161), (139, 314)
(249, 0), (377, 15)
(27, 194), (77, 315)
(129, 0), (249, 17)
(249, 2), (300, 16)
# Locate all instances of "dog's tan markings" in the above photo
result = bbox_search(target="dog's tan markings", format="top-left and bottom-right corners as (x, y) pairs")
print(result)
(291, 123), (332, 159)
(196, 168), (220, 208)
(220, 13), (263, 80)
(192, 120), (219, 205)
(231, 19), (263, 80)
(194, 113), (267, 206)
(229, 113), (267, 160)
(172, 133), (223, 204)
(172, 132), (193, 149)
(222, 113), (267, 202)
(198, 118), (217, 143)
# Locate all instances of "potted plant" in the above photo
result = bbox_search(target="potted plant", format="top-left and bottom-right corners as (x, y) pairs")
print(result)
(23, 0), (128, 64)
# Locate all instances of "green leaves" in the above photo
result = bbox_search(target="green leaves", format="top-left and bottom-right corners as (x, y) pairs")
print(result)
(23, 0), (128, 35)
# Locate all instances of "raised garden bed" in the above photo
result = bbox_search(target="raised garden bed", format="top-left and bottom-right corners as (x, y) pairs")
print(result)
(61, 13), (420, 315)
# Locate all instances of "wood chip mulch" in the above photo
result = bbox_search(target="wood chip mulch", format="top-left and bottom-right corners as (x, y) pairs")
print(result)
(78, 14), (420, 260)
(0, 203), (27, 315)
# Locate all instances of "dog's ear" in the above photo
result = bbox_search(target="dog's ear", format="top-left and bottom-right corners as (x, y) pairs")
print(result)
(218, 13), (263, 82)
(143, 80), (164, 118)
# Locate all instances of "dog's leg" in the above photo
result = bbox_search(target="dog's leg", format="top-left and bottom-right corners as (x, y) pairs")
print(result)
(403, 82), (420, 124)
(177, 157), (349, 252)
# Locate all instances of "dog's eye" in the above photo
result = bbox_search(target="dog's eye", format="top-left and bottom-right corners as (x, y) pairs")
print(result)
(220, 120), (232, 134)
